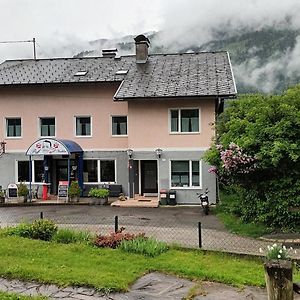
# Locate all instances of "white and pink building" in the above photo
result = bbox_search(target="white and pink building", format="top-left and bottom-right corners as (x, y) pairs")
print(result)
(0, 35), (236, 204)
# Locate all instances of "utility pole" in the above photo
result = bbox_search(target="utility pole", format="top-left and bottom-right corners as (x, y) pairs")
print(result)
(33, 38), (36, 60)
(0, 38), (37, 60)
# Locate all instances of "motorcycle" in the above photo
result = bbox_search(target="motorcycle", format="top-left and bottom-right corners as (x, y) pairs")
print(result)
(197, 188), (209, 215)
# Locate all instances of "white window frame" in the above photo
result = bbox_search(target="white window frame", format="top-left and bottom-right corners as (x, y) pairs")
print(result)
(169, 159), (202, 189)
(74, 115), (92, 137)
(39, 117), (56, 138)
(15, 160), (44, 184)
(5, 117), (22, 139)
(111, 115), (128, 137)
(83, 159), (117, 184)
(169, 108), (201, 134)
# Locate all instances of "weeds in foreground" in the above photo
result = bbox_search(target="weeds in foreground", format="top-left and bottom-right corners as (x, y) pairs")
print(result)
(119, 237), (168, 257)
(52, 229), (92, 244)
(0, 290), (47, 300)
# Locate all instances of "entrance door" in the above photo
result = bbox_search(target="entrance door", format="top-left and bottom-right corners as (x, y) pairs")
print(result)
(141, 160), (158, 194)
(55, 159), (77, 194)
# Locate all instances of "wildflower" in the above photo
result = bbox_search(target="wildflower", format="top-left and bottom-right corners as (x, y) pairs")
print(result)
(279, 250), (283, 253)
(259, 248), (263, 253)
(278, 255), (281, 259)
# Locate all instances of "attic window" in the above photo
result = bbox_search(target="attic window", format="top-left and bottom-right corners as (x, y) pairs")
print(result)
(115, 70), (128, 75)
(74, 71), (88, 76)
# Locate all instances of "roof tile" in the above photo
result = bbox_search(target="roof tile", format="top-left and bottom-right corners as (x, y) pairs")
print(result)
(0, 52), (236, 98)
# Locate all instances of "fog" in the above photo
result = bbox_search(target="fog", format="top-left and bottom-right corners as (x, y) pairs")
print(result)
(1, 0), (300, 92)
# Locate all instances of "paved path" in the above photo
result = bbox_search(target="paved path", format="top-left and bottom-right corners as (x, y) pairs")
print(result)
(2, 272), (293, 300)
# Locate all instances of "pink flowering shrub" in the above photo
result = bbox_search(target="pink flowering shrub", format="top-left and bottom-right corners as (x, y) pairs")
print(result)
(207, 143), (257, 184)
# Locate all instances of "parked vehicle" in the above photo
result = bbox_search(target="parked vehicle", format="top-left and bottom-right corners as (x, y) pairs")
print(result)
(197, 188), (209, 215)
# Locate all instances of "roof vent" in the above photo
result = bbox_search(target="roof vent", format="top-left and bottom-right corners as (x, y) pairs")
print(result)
(115, 70), (128, 75)
(102, 48), (118, 58)
(74, 71), (88, 76)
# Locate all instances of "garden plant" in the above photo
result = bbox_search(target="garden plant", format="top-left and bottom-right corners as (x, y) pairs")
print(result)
(204, 85), (300, 230)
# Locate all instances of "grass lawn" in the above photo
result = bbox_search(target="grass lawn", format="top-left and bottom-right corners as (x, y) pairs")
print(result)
(216, 211), (271, 238)
(0, 291), (46, 299)
(215, 190), (272, 238)
(0, 236), (299, 292)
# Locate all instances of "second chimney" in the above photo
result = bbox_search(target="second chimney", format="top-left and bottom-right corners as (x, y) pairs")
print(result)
(134, 35), (150, 64)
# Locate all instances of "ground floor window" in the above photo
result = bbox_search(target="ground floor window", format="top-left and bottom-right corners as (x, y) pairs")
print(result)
(170, 160), (201, 188)
(17, 160), (43, 183)
(83, 159), (116, 183)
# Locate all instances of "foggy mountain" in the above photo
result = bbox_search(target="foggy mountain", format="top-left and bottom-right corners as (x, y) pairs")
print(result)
(74, 27), (300, 94)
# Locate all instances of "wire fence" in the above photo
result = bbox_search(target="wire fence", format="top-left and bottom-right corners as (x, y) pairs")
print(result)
(0, 210), (299, 259)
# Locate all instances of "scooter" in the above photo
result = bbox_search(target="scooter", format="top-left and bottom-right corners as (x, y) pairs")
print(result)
(197, 188), (209, 215)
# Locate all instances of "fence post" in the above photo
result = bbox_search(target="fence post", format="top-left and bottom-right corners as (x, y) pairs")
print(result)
(114, 215), (119, 233)
(40, 211), (44, 219)
(198, 222), (202, 248)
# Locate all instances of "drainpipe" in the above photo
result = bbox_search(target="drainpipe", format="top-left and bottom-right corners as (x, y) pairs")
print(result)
(29, 155), (32, 202)
(78, 153), (84, 196)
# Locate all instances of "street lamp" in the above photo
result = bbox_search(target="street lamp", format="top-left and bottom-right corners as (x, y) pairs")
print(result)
(155, 148), (163, 158)
(127, 149), (133, 159)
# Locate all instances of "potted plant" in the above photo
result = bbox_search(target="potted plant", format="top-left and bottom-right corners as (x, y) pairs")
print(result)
(68, 181), (81, 203)
(0, 189), (5, 203)
(260, 244), (296, 299)
(88, 188), (109, 205)
(18, 182), (29, 203)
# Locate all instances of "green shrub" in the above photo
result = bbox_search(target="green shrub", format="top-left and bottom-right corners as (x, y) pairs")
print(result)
(68, 181), (81, 198)
(119, 237), (169, 257)
(52, 228), (92, 244)
(88, 188), (109, 198)
(5, 222), (33, 238)
(4, 219), (57, 241)
(30, 219), (58, 241)
(17, 183), (29, 197)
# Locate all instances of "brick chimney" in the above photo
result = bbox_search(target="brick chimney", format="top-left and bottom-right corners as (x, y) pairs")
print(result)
(134, 35), (150, 64)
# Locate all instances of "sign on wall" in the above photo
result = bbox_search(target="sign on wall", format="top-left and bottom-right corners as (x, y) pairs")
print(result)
(26, 139), (69, 156)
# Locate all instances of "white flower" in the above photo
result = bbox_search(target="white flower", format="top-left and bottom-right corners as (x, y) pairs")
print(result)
(283, 246), (286, 250)
(259, 248), (263, 253)
(295, 250), (297, 254)
(279, 250), (283, 253)
(290, 247), (293, 250)
(273, 243), (277, 247)
(278, 255), (281, 259)
(267, 245), (270, 250)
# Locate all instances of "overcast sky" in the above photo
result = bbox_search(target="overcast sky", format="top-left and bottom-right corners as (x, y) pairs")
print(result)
(1, 0), (300, 62)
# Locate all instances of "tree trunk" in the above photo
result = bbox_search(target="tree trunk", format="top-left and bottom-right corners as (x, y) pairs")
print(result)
(264, 260), (293, 300)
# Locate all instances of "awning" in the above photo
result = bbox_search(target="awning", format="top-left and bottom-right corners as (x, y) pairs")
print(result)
(26, 138), (83, 156)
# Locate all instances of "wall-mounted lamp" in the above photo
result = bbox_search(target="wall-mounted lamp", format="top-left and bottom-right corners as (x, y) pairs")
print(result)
(155, 148), (163, 158)
(0, 141), (6, 157)
(127, 149), (133, 159)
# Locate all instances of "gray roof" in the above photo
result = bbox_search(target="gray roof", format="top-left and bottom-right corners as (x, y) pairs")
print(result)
(0, 52), (236, 99)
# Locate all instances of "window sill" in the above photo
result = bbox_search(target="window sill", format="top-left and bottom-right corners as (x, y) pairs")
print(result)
(169, 186), (202, 190)
(5, 136), (22, 139)
(111, 135), (128, 138)
(75, 135), (92, 138)
(169, 132), (200, 135)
